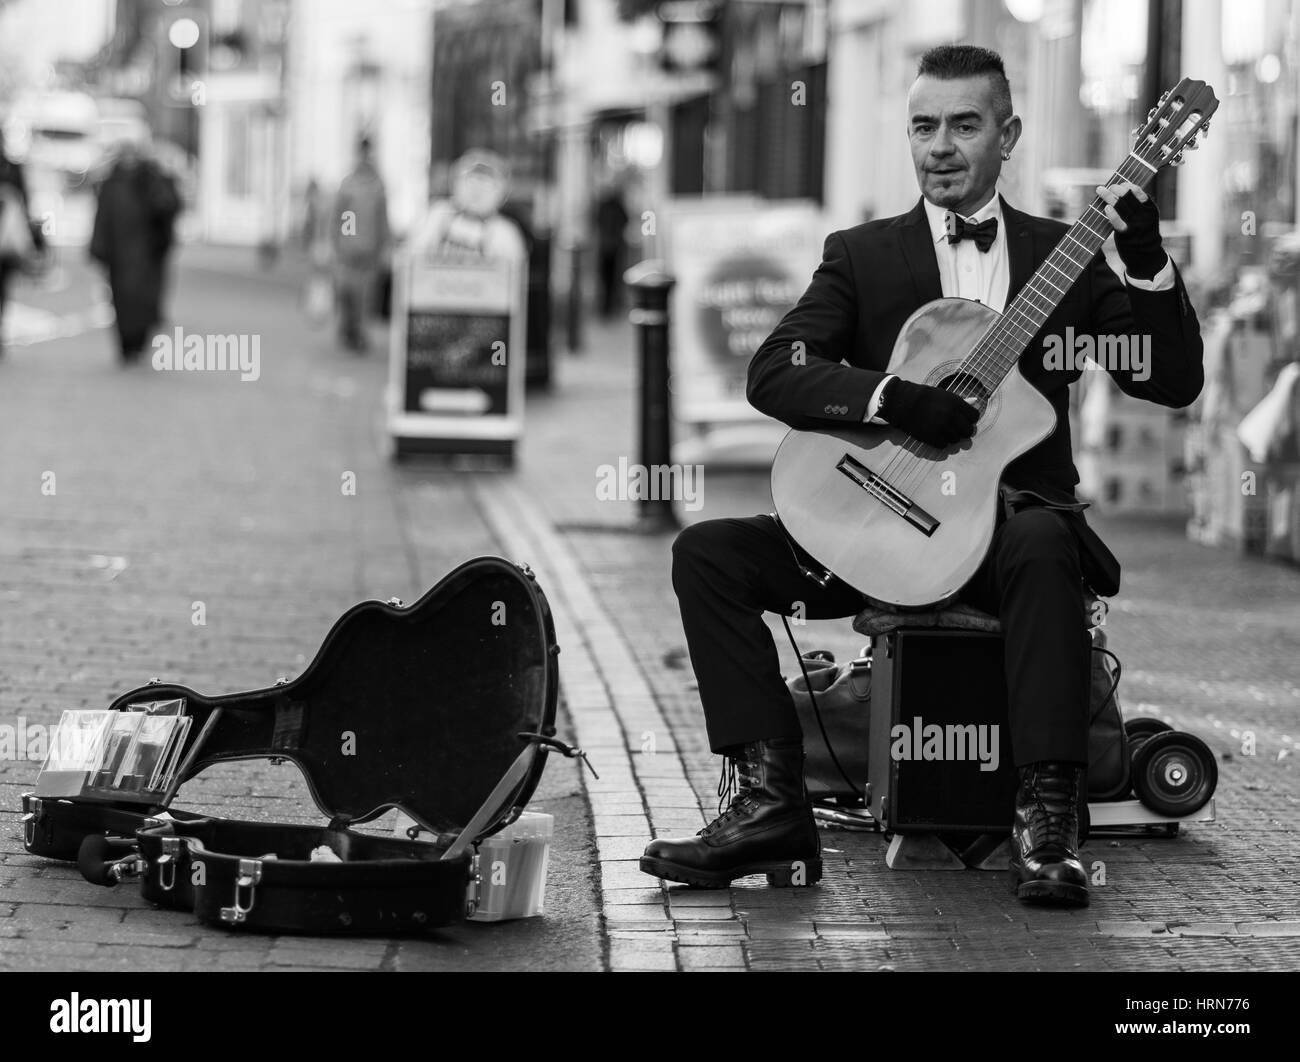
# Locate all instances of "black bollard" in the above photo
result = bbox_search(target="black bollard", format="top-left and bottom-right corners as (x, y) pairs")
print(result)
(564, 238), (585, 355)
(624, 260), (681, 533)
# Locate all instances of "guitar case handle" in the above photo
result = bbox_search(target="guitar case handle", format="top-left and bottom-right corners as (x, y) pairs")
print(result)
(78, 834), (144, 888)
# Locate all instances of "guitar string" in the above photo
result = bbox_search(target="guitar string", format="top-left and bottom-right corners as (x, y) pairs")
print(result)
(824, 94), (1211, 581)
(865, 152), (1154, 507)
(938, 133), (1186, 401)
(850, 152), (1157, 538)
(880, 157), (1146, 475)
(871, 186), (1128, 487)
(955, 107), (1202, 390)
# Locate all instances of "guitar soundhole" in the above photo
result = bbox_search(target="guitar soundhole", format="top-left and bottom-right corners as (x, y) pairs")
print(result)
(937, 370), (998, 424)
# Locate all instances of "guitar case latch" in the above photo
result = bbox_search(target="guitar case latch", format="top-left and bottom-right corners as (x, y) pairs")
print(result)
(21, 795), (43, 849)
(220, 858), (263, 925)
(465, 852), (482, 918)
(157, 836), (183, 892)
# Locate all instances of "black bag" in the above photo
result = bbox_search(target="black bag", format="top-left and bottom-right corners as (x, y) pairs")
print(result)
(1087, 625), (1130, 800)
(788, 649), (871, 801)
(22, 557), (570, 935)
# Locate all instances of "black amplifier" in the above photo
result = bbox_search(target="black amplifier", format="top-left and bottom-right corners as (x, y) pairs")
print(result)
(866, 629), (1018, 833)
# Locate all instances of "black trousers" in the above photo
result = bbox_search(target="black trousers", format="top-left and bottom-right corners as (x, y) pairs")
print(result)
(672, 510), (1091, 767)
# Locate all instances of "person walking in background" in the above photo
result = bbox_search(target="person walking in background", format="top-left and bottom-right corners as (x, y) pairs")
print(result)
(332, 135), (390, 353)
(593, 179), (630, 319)
(300, 176), (335, 327)
(89, 139), (180, 363)
(0, 127), (43, 357)
(301, 177), (324, 253)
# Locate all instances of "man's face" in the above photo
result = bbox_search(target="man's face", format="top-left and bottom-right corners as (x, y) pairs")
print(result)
(907, 74), (1016, 216)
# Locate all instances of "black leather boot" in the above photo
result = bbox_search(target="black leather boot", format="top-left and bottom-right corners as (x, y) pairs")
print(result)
(1011, 761), (1089, 907)
(640, 738), (822, 888)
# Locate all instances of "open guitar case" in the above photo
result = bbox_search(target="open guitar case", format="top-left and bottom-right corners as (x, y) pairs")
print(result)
(21, 557), (576, 935)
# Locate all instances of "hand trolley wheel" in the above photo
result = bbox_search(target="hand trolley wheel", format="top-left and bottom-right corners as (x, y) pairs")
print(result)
(1131, 730), (1218, 817)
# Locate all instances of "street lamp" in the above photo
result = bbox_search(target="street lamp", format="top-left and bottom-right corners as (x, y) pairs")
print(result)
(168, 18), (200, 51)
(1005, 0), (1044, 23)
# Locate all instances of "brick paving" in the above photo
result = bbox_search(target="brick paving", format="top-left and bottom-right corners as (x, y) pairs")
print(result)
(3, 253), (1298, 973)
(504, 315), (1300, 972)
(0, 254), (601, 971)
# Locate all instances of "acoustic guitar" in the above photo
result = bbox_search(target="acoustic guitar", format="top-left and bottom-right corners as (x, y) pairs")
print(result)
(770, 79), (1218, 609)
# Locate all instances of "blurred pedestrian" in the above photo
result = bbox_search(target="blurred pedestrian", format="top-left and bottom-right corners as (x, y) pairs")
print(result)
(332, 135), (390, 353)
(89, 140), (180, 363)
(0, 127), (43, 357)
(301, 177), (322, 252)
(299, 176), (335, 327)
(409, 150), (524, 261)
(593, 179), (630, 319)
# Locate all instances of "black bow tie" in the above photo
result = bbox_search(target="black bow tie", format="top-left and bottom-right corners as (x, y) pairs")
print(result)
(946, 213), (998, 253)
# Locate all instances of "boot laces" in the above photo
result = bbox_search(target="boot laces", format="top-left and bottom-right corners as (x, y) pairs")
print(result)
(1026, 769), (1077, 849)
(701, 748), (761, 836)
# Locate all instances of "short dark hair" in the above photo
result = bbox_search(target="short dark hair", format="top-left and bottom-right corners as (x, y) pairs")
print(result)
(916, 44), (1013, 124)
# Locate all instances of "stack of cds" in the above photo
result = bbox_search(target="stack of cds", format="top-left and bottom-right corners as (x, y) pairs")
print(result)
(36, 700), (193, 803)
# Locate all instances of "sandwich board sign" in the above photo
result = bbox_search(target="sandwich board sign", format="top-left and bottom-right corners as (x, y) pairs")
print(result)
(662, 197), (825, 466)
(387, 196), (527, 462)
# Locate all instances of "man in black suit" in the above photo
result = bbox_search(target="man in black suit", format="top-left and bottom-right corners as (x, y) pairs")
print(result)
(641, 44), (1203, 906)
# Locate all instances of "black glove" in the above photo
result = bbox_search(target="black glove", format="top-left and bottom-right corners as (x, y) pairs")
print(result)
(880, 378), (978, 448)
(1112, 191), (1166, 280)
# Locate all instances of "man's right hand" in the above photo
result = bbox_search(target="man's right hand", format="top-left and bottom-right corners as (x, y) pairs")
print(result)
(881, 379), (979, 448)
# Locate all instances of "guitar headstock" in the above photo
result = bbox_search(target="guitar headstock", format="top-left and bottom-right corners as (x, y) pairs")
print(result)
(1130, 78), (1219, 170)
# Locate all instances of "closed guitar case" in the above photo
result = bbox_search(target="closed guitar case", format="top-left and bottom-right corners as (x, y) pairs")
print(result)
(23, 557), (564, 935)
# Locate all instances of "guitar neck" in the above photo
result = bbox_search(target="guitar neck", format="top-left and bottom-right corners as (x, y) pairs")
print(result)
(971, 155), (1158, 387)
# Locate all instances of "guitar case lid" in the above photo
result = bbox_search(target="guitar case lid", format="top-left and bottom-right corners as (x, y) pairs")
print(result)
(106, 557), (560, 841)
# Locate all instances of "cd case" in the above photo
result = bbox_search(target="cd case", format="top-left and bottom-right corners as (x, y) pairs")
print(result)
(36, 700), (192, 804)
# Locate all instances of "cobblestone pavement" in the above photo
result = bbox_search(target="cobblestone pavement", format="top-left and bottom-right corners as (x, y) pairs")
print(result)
(502, 315), (1300, 972)
(3, 249), (1298, 974)
(0, 252), (601, 971)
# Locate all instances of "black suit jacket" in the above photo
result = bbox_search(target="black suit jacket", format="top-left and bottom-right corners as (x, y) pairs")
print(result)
(747, 196), (1205, 595)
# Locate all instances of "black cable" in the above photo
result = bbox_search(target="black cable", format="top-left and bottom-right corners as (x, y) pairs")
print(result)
(781, 613), (866, 802)
(1093, 645), (1122, 712)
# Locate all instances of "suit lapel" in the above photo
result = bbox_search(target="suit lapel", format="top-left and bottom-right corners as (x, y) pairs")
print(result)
(897, 198), (942, 308)
(1001, 196), (1037, 301)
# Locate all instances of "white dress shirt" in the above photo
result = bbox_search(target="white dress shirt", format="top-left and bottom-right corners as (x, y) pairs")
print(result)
(864, 195), (1176, 421)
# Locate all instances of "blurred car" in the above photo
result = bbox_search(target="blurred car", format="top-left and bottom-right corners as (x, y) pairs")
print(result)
(5, 91), (101, 192)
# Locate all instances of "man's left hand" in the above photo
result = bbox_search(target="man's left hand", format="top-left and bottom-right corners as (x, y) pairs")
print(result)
(1096, 181), (1167, 281)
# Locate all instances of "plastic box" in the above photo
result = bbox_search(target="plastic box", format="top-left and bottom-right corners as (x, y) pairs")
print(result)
(468, 811), (552, 922)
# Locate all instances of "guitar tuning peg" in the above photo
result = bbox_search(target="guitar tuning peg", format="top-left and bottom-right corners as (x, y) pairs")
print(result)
(1170, 152), (1186, 167)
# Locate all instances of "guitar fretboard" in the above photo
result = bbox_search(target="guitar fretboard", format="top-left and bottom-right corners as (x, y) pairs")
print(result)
(964, 153), (1158, 389)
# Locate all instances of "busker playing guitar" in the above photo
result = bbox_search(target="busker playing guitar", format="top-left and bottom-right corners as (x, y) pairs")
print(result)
(640, 44), (1205, 907)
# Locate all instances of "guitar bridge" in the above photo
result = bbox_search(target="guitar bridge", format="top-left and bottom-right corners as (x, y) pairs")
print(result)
(836, 454), (940, 537)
